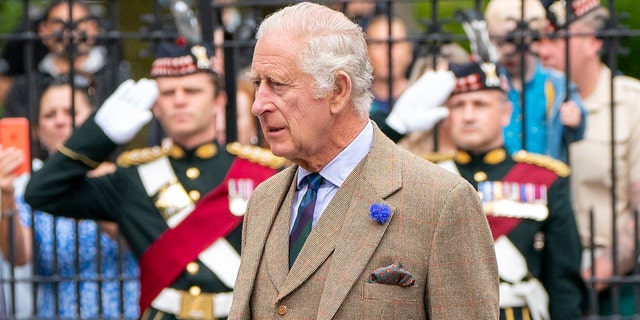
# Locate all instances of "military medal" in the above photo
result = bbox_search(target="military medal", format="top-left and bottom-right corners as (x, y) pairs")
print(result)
(228, 179), (254, 216)
(478, 181), (549, 221)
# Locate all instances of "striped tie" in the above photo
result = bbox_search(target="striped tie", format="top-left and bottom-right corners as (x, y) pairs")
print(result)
(289, 173), (324, 268)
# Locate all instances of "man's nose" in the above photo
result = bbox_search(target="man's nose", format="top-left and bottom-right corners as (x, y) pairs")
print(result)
(252, 82), (273, 116)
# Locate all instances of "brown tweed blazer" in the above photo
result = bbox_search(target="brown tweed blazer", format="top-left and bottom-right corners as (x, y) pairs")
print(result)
(229, 126), (499, 319)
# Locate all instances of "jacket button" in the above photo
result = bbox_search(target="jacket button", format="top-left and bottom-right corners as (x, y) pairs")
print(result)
(189, 190), (201, 201)
(277, 305), (287, 315)
(186, 262), (199, 274)
(189, 286), (201, 296)
(186, 167), (200, 179)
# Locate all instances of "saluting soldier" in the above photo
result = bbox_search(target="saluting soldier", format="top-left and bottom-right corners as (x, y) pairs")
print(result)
(24, 41), (285, 319)
(432, 61), (586, 320)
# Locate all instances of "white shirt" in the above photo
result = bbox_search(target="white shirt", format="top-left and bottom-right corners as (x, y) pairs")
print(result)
(289, 121), (374, 232)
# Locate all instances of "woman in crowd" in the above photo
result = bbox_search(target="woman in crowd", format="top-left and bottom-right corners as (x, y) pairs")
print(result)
(0, 78), (139, 319)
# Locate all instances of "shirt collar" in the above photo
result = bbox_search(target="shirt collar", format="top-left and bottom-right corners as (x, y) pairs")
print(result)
(297, 121), (373, 189)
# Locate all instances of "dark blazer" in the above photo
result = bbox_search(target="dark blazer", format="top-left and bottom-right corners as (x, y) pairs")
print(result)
(229, 125), (499, 319)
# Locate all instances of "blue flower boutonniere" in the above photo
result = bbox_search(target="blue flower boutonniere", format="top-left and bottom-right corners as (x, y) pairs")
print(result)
(370, 203), (391, 225)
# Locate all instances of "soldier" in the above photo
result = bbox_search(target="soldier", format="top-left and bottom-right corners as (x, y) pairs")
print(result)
(23, 42), (285, 319)
(435, 61), (586, 319)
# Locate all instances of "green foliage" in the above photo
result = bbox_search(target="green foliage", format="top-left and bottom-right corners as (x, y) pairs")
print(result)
(412, 0), (640, 79)
(0, 1), (25, 34)
(614, 1), (640, 78)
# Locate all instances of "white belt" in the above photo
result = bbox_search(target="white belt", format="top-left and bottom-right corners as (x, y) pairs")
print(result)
(499, 280), (550, 320)
(151, 288), (233, 319)
(499, 282), (527, 308)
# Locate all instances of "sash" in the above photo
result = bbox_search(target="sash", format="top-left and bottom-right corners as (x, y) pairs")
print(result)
(138, 157), (276, 312)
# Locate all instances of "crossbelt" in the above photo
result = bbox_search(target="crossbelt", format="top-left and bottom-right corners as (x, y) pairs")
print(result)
(499, 282), (527, 308)
(151, 288), (233, 319)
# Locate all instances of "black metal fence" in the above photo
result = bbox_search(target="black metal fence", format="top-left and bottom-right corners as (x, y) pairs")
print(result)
(0, 0), (639, 319)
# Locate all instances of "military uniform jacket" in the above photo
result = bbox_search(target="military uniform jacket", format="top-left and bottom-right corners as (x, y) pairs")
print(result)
(440, 147), (586, 319)
(24, 116), (281, 317)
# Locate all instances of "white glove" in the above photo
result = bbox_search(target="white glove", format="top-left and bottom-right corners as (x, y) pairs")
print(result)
(385, 69), (455, 134)
(512, 279), (550, 320)
(95, 79), (158, 144)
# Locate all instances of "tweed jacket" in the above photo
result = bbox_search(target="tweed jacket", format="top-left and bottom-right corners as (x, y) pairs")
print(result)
(229, 126), (499, 319)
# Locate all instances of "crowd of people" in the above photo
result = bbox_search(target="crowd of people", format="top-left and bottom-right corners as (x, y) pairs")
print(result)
(0, 0), (638, 319)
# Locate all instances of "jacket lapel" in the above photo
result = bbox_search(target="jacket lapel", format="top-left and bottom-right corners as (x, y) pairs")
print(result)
(315, 126), (403, 319)
(240, 166), (296, 297)
(265, 172), (298, 290)
(277, 164), (364, 299)
(275, 126), (404, 317)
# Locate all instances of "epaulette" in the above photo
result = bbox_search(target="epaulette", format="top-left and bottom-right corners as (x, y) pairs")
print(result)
(226, 142), (286, 170)
(116, 146), (167, 168)
(422, 152), (454, 164)
(512, 150), (571, 177)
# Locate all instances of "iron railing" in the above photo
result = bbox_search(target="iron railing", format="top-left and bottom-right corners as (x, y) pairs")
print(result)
(0, 0), (639, 319)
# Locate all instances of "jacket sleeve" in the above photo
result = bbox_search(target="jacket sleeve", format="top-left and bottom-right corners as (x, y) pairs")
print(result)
(427, 179), (500, 319)
(24, 114), (122, 222)
(543, 176), (587, 318)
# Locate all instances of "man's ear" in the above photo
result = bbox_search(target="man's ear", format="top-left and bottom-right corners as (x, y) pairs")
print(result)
(591, 37), (604, 56)
(501, 100), (513, 128)
(330, 71), (352, 114)
(151, 102), (160, 118)
(214, 91), (228, 115)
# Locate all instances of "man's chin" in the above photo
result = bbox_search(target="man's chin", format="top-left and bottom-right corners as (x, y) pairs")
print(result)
(266, 143), (292, 159)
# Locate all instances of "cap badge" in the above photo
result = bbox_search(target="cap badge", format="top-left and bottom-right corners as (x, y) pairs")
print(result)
(481, 62), (501, 87)
(191, 45), (211, 70)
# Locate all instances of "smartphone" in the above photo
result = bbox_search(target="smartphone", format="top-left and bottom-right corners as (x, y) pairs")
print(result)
(0, 117), (31, 175)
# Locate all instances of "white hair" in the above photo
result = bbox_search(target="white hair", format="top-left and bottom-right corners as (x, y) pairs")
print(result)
(256, 2), (373, 117)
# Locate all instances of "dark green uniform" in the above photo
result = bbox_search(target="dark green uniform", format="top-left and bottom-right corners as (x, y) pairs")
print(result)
(435, 147), (586, 320)
(24, 116), (283, 319)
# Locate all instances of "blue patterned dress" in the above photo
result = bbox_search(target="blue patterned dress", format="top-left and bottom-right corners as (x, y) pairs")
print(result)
(16, 194), (140, 319)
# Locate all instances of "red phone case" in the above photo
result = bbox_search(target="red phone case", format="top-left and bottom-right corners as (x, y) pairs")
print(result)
(0, 117), (31, 175)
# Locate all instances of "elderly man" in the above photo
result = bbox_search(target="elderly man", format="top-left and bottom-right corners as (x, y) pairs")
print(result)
(228, 2), (499, 319)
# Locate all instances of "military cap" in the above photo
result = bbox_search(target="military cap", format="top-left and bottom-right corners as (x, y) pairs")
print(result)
(448, 61), (507, 95)
(541, 0), (601, 30)
(150, 41), (223, 78)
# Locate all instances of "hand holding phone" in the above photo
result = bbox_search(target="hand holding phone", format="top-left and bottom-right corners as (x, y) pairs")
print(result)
(0, 117), (31, 175)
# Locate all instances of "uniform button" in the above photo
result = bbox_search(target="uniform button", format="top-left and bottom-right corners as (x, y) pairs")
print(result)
(189, 190), (201, 201)
(533, 232), (545, 250)
(189, 286), (201, 296)
(474, 171), (487, 182)
(277, 305), (287, 315)
(186, 262), (199, 274)
(186, 167), (200, 179)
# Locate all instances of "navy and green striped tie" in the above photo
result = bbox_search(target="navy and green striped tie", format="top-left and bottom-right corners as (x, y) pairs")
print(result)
(289, 173), (324, 269)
